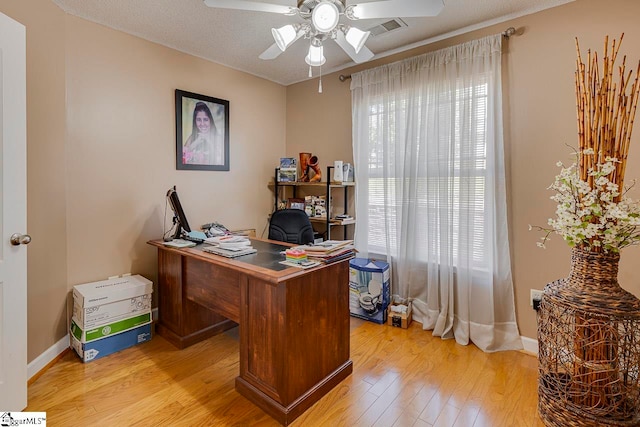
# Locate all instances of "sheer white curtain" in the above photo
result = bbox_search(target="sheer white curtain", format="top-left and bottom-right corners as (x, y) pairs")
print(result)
(351, 34), (521, 352)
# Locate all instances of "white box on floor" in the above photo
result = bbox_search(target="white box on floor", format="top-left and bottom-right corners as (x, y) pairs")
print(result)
(72, 274), (153, 309)
(72, 274), (153, 329)
(73, 293), (152, 329)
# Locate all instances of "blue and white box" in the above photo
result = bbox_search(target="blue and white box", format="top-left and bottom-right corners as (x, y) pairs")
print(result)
(70, 323), (153, 362)
(349, 258), (390, 324)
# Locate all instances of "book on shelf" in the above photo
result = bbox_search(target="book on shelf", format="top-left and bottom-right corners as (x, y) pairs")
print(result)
(332, 216), (355, 225)
(278, 157), (297, 182)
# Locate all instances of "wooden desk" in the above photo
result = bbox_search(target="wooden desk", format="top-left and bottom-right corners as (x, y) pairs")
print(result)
(148, 238), (353, 425)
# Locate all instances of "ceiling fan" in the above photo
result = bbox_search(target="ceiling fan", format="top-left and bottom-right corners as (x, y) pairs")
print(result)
(203, 0), (445, 68)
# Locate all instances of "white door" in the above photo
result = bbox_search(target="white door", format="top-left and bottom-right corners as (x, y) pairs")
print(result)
(0, 11), (27, 410)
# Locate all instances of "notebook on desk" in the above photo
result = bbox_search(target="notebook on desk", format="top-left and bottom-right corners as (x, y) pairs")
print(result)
(201, 246), (258, 258)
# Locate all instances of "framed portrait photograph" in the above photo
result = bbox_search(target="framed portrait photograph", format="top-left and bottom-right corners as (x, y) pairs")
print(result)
(175, 89), (230, 171)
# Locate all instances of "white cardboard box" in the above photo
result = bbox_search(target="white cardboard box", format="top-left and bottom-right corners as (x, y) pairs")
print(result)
(73, 293), (152, 329)
(73, 274), (152, 310)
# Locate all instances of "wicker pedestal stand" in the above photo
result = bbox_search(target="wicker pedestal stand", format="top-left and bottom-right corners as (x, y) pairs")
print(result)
(537, 249), (640, 426)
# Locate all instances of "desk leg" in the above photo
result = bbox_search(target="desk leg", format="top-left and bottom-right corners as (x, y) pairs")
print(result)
(236, 261), (353, 425)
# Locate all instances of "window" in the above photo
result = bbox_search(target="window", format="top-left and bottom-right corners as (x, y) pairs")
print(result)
(364, 79), (489, 270)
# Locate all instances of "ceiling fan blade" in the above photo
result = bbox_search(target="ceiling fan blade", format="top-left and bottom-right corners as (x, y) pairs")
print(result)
(349, 0), (444, 20)
(203, 0), (296, 15)
(259, 43), (284, 60)
(259, 29), (304, 60)
(335, 31), (374, 64)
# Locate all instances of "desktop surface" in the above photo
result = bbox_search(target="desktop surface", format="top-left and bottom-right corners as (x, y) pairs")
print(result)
(196, 239), (291, 272)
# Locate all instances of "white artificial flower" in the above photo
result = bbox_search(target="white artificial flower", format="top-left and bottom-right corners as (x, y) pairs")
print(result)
(533, 159), (640, 253)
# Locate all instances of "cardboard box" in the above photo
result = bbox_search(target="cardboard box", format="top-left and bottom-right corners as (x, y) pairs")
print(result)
(349, 258), (390, 324)
(387, 302), (412, 329)
(72, 274), (153, 310)
(70, 312), (152, 343)
(70, 323), (153, 362)
(73, 293), (152, 329)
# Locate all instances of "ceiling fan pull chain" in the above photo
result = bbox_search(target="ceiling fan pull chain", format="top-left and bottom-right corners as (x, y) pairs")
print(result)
(309, 65), (313, 78)
(319, 64), (323, 93)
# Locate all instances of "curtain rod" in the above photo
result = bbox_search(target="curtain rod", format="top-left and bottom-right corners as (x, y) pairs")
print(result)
(339, 26), (518, 82)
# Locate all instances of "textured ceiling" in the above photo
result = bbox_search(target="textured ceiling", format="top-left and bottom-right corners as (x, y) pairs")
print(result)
(51, 0), (574, 85)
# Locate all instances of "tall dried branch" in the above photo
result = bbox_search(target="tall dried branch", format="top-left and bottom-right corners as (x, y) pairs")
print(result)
(575, 34), (640, 201)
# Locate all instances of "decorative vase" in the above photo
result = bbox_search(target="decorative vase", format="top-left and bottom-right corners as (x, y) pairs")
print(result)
(298, 152), (311, 182)
(307, 155), (321, 182)
(537, 248), (640, 426)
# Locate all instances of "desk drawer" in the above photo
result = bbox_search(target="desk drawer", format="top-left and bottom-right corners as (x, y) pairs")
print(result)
(184, 257), (241, 323)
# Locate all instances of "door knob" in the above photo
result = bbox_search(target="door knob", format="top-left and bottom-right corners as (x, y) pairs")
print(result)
(10, 233), (31, 246)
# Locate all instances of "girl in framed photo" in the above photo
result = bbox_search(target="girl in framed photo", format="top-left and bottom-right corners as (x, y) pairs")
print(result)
(183, 101), (224, 166)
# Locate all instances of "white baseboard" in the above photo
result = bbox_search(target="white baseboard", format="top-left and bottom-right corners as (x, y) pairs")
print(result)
(28, 334), (69, 380)
(521, 336), (538, 356)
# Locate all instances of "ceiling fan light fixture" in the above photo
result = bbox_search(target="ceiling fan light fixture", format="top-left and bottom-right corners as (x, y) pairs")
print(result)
(272, 24), (298, 51)
(344, 26), (370, 54)
(305, 42), (326, 67)
(272, 25), (296, 51)
(312, 1), (340, 33)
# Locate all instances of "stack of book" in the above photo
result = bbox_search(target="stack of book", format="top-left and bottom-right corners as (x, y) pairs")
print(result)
(293, 240), (356, 264)
(333, 214), (355, 225)
(202, 235), (257, 258)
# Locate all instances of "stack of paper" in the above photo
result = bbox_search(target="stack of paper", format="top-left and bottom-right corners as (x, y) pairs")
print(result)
(285, 248), (308, 263)
(202, 235), (257, 258)
(293, 240), (356, 264)
(163, 239), (196, 248)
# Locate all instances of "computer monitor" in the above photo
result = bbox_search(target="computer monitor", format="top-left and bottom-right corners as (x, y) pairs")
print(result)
(166, 186), (192, 239)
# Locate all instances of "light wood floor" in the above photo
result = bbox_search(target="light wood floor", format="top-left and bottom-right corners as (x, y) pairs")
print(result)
(26, 318), (543, 426)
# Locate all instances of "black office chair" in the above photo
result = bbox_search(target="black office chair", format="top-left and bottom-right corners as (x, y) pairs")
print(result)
(268, 209), (315, 245)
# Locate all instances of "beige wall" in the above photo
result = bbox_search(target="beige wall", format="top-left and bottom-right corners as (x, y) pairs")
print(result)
(63, 15), (286, 290)
(1, 0), (286, 362)
(0, 1), (69, 363)
(287, 0), (640, 340)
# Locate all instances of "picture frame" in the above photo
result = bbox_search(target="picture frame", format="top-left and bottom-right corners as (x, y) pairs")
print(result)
(287, 198), (305, 210)
(175, 89), (230, 171)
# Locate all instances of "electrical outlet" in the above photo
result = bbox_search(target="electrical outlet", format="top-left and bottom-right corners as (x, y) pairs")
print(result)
(530, 289), (543, 307)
